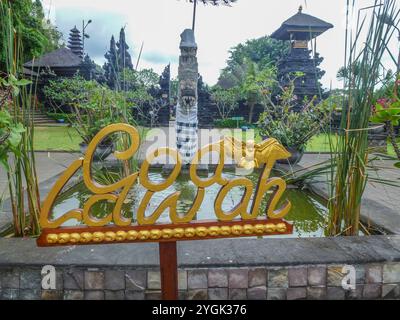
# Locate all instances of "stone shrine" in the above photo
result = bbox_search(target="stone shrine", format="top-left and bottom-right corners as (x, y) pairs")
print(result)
(271, 6), (333, 110)
(176, 29), (199, 163)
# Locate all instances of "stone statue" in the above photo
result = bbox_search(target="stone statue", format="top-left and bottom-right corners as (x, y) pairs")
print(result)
(176, 29), (199, 164)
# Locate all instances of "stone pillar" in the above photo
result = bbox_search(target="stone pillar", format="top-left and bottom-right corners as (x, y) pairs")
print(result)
(176, 29), (199, 164)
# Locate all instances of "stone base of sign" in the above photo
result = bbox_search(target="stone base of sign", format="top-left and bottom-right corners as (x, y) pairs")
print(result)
(0, 236), (400, 300)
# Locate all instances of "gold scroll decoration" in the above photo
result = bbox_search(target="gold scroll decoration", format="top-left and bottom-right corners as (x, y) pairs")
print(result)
(39, 123), (292, 232)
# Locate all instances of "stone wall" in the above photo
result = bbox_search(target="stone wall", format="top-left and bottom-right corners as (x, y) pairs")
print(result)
(1, 263), (399, 300)
(0, 236), (400, 300)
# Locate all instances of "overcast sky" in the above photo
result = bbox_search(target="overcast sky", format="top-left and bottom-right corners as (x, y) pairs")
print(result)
(42, 0), (399, 89)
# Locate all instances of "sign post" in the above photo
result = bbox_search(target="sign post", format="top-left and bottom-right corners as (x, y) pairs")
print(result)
(231, 116), (244, 128)
(36, 123), (294, 300)
(159, 241), (178, 300)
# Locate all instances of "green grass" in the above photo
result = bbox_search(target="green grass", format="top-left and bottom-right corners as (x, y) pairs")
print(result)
(306, 133), (398, 157)
(33, 126), (82, 151)
(33, 126), (399, 157)
(33, 126), (151, 152)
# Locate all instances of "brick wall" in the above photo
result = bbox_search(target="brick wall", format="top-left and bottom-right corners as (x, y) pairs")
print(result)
(1, 263), (399, 300)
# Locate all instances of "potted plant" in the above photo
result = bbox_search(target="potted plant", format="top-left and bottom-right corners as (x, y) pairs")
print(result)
(258, 82), (332, 165)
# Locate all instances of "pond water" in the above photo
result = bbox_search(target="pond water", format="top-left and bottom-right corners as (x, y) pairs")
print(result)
(52, 169), (328, 238)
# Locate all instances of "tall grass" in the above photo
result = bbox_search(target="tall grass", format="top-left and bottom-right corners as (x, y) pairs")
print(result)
(1, 1), (41, 236)
(326, 0), (400, 236)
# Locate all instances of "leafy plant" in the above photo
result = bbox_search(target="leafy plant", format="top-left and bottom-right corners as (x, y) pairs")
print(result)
(44, 75), (130, 144)
(258, 78), (332, 151)
(1, 0), (42, 236)
(211, 86), (239, 120)
(0, 109), (25, 171)
(326, 0), (400, 236)
(370, 80), (400, 161)
(0, 0), (61, 71)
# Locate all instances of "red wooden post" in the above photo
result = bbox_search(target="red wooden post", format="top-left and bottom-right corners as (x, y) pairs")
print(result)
(159, 241), (178, 300)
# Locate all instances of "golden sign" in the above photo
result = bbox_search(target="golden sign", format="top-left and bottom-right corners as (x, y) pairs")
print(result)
(37, 123), (293, 246)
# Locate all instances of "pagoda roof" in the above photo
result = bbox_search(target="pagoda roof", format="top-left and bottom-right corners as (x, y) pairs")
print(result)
(24, 47), (82, 68)
(271, 7), (333, 41)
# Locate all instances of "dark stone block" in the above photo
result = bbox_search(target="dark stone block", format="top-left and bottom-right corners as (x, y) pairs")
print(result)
(308, 266), (326, 286)
(19, 289), (41, 300)
(188, 269), (208, 289)
(105, 270), (125, 290)
(327, 287), (345, 300)
(229, 269), (249, 289)
(365, 264), (382, 284)
(41, 290), (63, 300)
(125, 270), (146, 291)
(307, 287), (327, 300)
(187, 289), (207, 300)
(105, 290), (125, 300)
(125, 290), (145, 300)
(64, 269), (84, 290)
(178, 291), (188, 300)
(247, 286), (267, 300)
(0, 268), (20, 289)
(84, 270), (104, 290)
(208, 269), (228, 288)
(346, 286), (363, 300)
(362, 284), (381, 299)
(229, 288), (247, 300)
(267, 288), (286, 300)
(288, 267), (308, 287)
(287, 287), (307, 300)
(84, 290), (105, 300)
(208, 288), (228, 300)
(382, 284), (400, 299)
(0, 289), (19, 300)
(268, 269), (288, 288)
(248, 268), (267, 288)
(145, 291), (162, 300)
(20, 269), (41, 289)
(63, 290), (84, 300)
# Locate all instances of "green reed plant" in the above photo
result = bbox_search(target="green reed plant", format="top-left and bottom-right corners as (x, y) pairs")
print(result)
(326, 0), (400, 236)
(1, 1), (41, 236)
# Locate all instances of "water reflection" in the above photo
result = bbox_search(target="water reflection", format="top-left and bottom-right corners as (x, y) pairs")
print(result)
(52, 169), (327, 238)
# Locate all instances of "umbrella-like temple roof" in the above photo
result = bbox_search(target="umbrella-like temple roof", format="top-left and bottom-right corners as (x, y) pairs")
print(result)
(24, 48), (82, 69)
(271, 6), (333, 41)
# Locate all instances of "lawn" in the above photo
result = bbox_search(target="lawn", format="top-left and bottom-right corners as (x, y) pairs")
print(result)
(33, 126), (399, 157)
(33, 126), (150, 152)
(34, 126), (82, 151)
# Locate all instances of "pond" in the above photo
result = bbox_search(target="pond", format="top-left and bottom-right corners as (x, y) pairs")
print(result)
(52, 168), (328, 238)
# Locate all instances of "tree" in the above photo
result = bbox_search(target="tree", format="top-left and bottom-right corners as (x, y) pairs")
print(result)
(220, 36), (289, 76)
(211, 86), (239, 120)
(238, 60), (277, 123)
(0, 0), (61, 70)
(217, 36), (288, 91)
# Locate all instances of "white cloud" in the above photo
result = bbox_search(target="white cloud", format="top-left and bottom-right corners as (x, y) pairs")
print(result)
(44, 0), (399, 89)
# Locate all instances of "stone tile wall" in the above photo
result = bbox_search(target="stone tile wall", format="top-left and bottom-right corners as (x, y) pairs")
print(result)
(1, 263), (399, 300)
